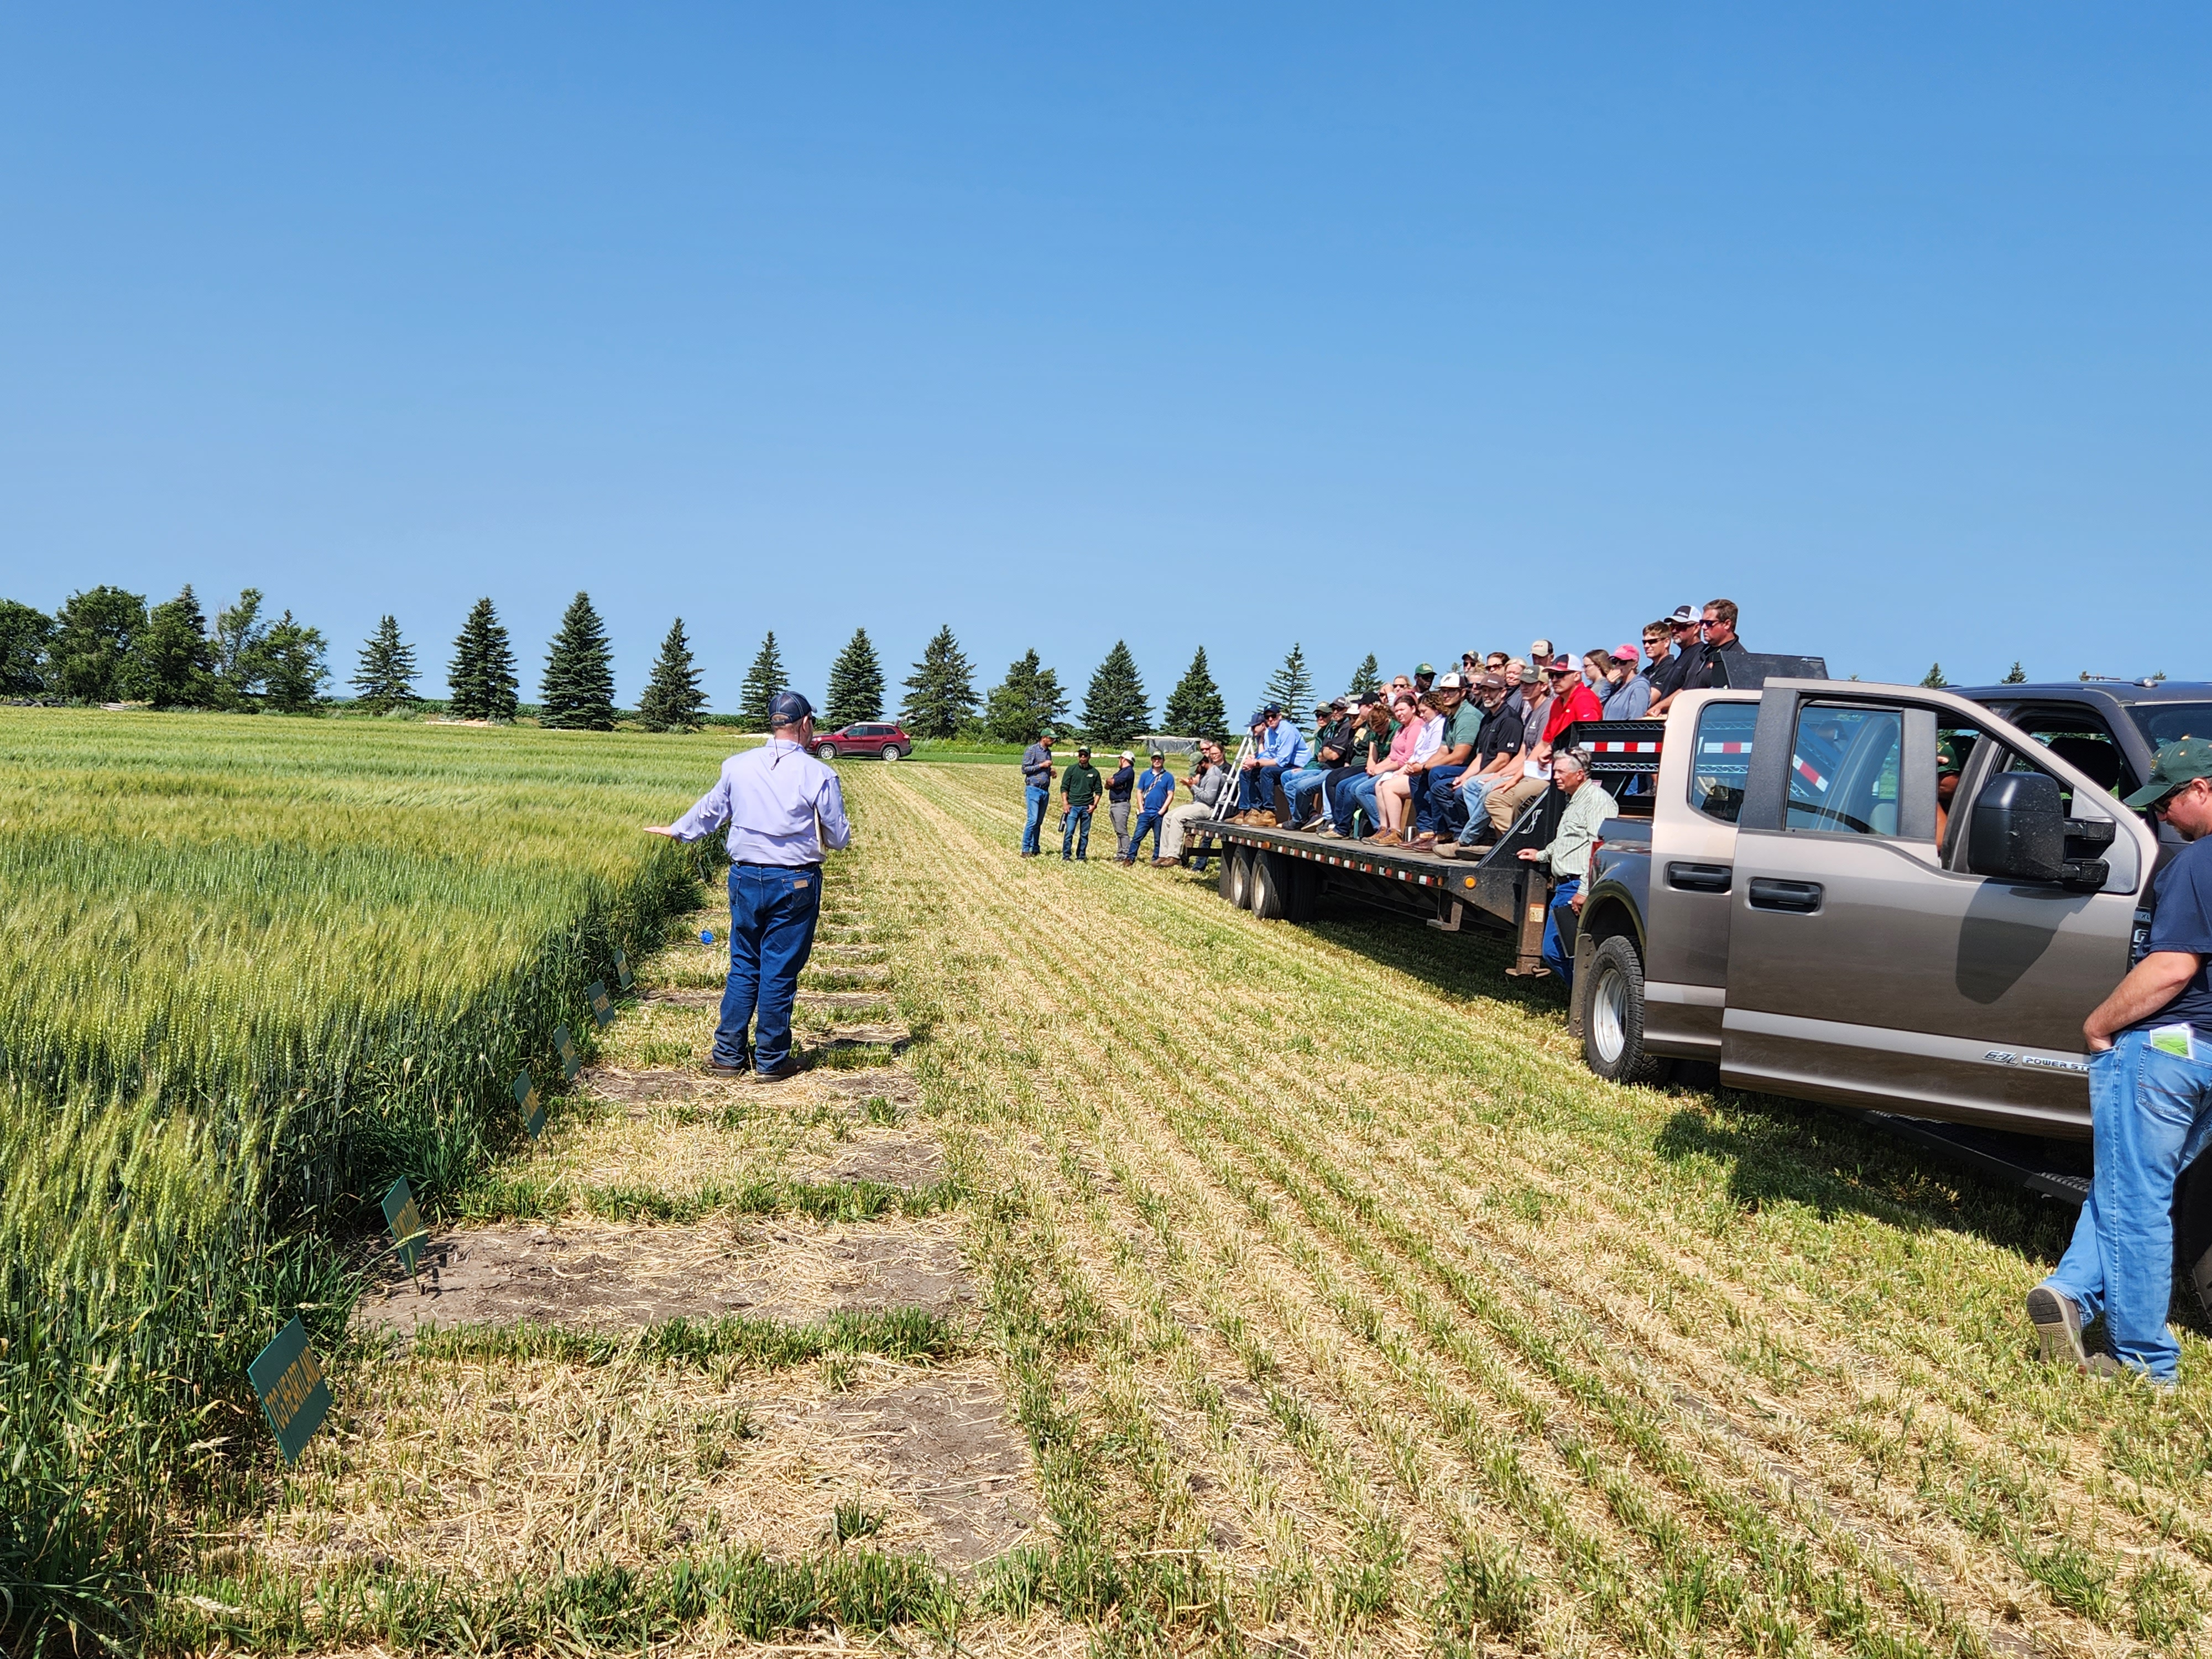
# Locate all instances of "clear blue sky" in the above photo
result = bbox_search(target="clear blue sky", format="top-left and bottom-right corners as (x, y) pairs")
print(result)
(3, 7), (2207, 712)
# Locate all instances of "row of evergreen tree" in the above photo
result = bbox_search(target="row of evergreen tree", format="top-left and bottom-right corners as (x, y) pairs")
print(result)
(1, 581), (1369, 743)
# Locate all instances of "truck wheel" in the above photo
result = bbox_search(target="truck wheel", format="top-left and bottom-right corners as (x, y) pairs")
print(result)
(1222, 846), (1254, 909)
(815, 743), (839, 761)
(1583, 935), (1671, 1085)
(1251, 852), (1289, 920)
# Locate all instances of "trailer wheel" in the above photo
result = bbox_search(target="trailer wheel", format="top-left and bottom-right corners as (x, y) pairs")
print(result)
(1583, 935), (1670, 1085)
(1221, 845), (1254, 909)
(1251, 852), (1290, 920)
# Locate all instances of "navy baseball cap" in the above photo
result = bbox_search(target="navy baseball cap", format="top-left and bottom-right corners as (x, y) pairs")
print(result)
(768, 691), (815, 726)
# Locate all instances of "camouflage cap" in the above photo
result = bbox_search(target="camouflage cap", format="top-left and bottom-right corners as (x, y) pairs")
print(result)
(2122, 738), (2212, 809)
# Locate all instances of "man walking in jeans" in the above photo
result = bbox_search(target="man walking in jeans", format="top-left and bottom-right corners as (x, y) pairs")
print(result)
(1019, 732), (1056, 855)
(646, 690), (851, 1082)
(2031, 739), (2212, 1386)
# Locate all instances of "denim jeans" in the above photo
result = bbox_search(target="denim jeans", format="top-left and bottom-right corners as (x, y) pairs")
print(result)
(2046, 1027), (2212, 1381)
(1454, 775), (1498, 843)
(1541, 876), (1580, 986)
(1284, 765), (1327, 823)
(1022, 784), (1050, 853)
(1062, 803), (1094, 859)
(1237, 763), (1283, 814)
(1412, 762), (1470, 836)
(1128, 808), (1164, 860)
(716, 862), (823, 1072)
(1335, 773), (1380, 836)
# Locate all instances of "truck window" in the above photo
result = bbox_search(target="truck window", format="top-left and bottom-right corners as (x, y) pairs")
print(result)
(2127, 702), (2212, 750)
(2005, 706), (2141, 802)
(1787, 705), (1902, 836)
(1687, 702), (1757, 823)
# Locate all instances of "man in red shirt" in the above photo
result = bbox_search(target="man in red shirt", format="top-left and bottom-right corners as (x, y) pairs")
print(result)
(1540, 654), (1604, 745)
(1484, 656), (1604, 836)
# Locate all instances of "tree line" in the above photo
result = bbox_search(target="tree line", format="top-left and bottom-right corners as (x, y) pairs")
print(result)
(0, 582), (1358, 743)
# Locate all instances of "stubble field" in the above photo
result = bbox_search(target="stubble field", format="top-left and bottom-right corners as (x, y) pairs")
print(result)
(9, 728), (2212, 1657)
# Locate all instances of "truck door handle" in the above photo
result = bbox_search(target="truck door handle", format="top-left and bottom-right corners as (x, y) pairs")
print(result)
(1666, 862), (1731, 893)
(1747, 878), (1823, 914)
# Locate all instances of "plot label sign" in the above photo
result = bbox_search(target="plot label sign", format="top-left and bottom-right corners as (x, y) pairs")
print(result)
(381, 1175), (428, 1274)
(512, 1069), (546, 1139)
(249, 1316), (332, 1466)
(614, 947), (633, 991)
(553, 1024), (580, 1081)
(588, 980), (614, 1027)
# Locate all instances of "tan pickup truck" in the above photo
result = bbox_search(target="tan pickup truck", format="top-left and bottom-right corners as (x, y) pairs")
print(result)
(1574, 679), (2178, 1136)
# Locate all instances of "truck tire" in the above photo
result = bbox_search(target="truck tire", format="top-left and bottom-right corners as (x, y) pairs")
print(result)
(815, 742), (839, 761)
(1221, 845), (1254, 909)
(1251, 852), (1290, 920)
(1583, 934), (1671, 1086)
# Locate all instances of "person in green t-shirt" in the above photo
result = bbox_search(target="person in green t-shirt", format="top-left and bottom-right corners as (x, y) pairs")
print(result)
(1060, 747), (1103, 860)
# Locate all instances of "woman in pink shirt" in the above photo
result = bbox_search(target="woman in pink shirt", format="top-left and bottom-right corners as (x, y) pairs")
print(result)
(1373, 695), (1441, 846)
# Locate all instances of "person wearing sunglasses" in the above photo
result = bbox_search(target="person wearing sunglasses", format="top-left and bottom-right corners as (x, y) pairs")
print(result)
(1648, 598), (1746, 718)
(2031, 739), (2212, 1387)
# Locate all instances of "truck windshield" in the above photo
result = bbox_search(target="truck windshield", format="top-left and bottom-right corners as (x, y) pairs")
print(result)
(2128, 703), (2212, 750)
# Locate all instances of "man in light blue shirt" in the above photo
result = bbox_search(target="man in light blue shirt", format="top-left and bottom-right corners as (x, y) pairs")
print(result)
(1235, 706), (1311, 822)
(647, 691), (851, 1080)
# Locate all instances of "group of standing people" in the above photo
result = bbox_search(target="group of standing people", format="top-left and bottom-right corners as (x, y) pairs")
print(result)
(1020, 734), (1234, 866)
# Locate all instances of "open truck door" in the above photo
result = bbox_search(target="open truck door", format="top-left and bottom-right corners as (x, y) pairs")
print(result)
(1718, 681), (2154, 1135)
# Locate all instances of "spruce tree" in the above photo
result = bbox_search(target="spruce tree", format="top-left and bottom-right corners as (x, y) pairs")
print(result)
(1081, 640), (1150, 745)
(447, 598), (519, 721)
(1263, 642), (1313, 717)
(825, 628), (885, 728)
(137, 585), (218, 709)
(353, 615), (419, 711)
(539, 591), (617, 730)
(899, 624), (977, 739)
(2001, 661), (2028, 685)
(739, 632), (787, 730)
(639, 618), (707, 731)
(1919, 662), (1949, 689)
(984, 648), (1070, 743)
(1162, 646), (1229, 744)
(1348, 653), (1380, 697)
(261, 612), (330, 713)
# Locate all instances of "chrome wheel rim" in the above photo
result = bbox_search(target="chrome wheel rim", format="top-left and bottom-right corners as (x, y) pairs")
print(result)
(1592, 964), (1628, 1066)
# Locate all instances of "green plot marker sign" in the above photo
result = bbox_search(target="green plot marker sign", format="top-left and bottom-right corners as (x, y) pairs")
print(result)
(512, 1068), (546, 1139)
(381, 1175), (429, 1274)
(614, 947), (633, 992)
(249, 1316), (332, 1465)
(588, 979), (614, 1027)
(552, 1024), (580, 1081)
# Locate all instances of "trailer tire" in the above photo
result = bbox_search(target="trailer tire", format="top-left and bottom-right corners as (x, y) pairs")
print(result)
(1582, 934), (1671, 1085)
(1221, 845), (1254, 909)
(1251, 852), (1290, 920)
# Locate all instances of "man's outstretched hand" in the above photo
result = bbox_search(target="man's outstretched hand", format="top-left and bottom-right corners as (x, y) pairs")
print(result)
(641, 825), (678, 838)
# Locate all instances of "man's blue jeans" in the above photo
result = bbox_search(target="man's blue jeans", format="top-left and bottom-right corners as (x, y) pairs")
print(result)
(1022, 784), (1050, 853)
(2046, 1027), (2212, 1382)
(1062, 803), (1093, 859)
(1237, 763), (1282, 814)
(1541, 876), (1580, 987)
(1335, 773), (1380, 836)
(1412, 762), (1470, 836)
(716, 862), (823, 1073)
(1284, 765), (1327, 824)
(1128, 807), (1164, 860)
(1454, 775), (1498, 844)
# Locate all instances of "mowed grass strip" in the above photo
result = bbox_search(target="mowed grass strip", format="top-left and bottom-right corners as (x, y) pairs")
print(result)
(853, 759), (2212, 1655)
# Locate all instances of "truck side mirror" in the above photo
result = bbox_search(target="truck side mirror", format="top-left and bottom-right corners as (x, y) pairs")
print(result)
(1967, 771), (2067, 883)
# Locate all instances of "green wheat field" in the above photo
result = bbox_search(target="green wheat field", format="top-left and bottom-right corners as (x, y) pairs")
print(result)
(6, 712), (2212, 1657)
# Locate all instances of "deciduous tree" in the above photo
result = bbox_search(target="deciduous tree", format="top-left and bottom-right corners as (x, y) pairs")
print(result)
(0, 600), (54, 697)
(984, 648), (1069, 743)
(51, 586), (147, 703)
(212, 589), (270, 708)
(639, 618), (707, 731)
(539, 592), (617, 730)
(899, 625), (977, 739)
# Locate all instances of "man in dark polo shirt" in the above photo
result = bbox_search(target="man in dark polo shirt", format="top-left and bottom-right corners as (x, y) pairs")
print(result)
(1441, 674), (1525, 855)
(1060, 745), (1103, 861)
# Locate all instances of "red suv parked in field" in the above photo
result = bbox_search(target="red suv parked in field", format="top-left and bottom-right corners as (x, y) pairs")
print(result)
(812, 720), (911, 761)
